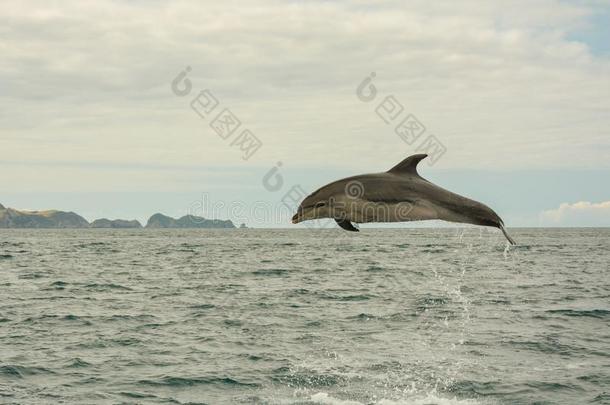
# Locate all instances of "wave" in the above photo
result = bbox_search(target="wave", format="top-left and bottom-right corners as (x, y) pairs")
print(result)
(0, 241), (25, 247)
(74, 242), (108, 248)
(50, 280), (69, 288)
(0, 365), (55, 378)
(137, 375), (259, 388)
(189, 303), (216, 310)
(117, 391), (160, 400)
(66, 357), (91, 368)
(546, 309), (610, 319)
(252, 268), (291, 276)
(305, 291), (376, 301)
(505, 339), (576, 355)
(83, 283), (133, 291)
(591, 392), (610, 403)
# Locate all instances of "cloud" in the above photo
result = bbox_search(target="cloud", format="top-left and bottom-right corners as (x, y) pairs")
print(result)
(540, 201), (610, 226)
(1, 0), (609, 194)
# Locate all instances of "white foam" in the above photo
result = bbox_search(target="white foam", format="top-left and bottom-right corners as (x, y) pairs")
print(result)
(310, 392), (361, 405)
(309, 392), (485, 405)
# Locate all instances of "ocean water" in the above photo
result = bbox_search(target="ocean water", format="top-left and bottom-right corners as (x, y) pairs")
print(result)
(0, 228), (608, 405)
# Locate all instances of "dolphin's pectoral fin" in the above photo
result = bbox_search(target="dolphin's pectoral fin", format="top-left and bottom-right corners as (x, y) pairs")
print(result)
(387, 154), (428, 176)
(335, 218), (359, 232)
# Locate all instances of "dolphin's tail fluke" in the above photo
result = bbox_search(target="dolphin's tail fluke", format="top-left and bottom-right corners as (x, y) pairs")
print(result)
(500, 225), (516, 245)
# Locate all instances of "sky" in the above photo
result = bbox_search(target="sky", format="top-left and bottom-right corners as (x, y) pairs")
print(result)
(1, 0), (609, 227)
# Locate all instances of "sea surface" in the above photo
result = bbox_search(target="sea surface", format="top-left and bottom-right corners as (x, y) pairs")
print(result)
(0, 228), (608, 405)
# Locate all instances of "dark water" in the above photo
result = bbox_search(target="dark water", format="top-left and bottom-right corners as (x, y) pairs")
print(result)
(0, 228), (608, 405)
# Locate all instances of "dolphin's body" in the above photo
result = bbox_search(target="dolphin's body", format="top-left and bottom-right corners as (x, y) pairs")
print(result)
(291, 154), (516, 245)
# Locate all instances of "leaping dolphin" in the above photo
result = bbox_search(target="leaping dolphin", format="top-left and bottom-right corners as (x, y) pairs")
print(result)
(291, 154), (516, 245)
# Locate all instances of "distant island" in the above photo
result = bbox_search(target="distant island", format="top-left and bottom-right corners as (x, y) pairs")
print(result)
(0, 203), (239, 229)
(146, 213), (234, 229)
(90, 218), (143, 228)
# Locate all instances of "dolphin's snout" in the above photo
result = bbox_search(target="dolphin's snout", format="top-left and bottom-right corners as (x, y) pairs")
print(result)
(291, 208), (303, 224)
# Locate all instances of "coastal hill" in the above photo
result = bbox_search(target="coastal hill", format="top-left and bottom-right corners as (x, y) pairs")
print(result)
(90, 218), (142, 228)
(0, 204), (89, 228)
(145, 213), (235, 229)
(0, 203), (237, 229)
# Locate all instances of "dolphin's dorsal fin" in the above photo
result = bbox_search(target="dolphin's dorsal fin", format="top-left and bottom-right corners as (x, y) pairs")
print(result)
(387, 154), (427, 175)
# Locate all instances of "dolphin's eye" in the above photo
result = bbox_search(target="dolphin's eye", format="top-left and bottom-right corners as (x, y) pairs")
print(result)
(314, 202), (326, 208)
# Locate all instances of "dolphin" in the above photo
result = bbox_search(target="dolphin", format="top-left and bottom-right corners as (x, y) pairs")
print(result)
(291, 154), (516, 245)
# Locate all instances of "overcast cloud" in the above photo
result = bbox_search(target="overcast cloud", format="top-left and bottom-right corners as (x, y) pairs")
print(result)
(1, 1), (609, 224)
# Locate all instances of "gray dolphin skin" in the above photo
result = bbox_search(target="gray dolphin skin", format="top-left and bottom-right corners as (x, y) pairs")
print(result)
(291, 154), (516, 245)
